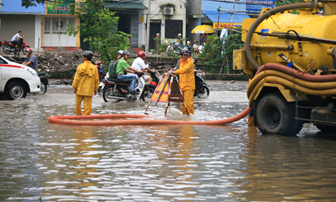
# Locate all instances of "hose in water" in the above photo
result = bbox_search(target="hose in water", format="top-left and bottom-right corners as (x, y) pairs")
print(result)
(48, 107), (249, 126)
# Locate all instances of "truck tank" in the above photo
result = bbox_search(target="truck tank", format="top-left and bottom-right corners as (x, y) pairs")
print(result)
(233, 1), (336, 136)
(248, 12), (336, 71)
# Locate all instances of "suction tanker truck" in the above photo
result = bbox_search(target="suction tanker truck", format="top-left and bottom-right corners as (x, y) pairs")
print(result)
(233, 0), (336, 136)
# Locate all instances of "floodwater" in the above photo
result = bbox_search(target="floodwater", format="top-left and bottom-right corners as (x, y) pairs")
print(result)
(1, 80), (336, 201)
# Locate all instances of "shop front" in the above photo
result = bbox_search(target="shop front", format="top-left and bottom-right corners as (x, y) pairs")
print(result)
(42, 0), (80, 48)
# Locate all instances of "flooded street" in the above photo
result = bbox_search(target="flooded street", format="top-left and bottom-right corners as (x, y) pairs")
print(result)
(1, 80), (336, 201)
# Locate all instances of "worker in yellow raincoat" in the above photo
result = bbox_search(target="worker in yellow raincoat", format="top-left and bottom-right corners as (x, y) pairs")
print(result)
(169, 49), (195, 114)
(72, 51), (100, 115)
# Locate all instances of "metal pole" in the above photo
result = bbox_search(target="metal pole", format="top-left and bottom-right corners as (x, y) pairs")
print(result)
(230, 0), (236, 29)
(38, 37), (40, 55)
(216, 7), (220, 31)
(145, 0), (151, 54)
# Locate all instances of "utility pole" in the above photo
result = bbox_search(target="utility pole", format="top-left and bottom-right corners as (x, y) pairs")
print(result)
(145, 0), (151, 54)
(230, 0), (236, 29)
(216, 6), (220, 31)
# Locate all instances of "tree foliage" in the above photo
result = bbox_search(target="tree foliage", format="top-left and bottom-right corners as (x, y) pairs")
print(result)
(223, 29), (244, 61)
(21, 0), (63, 8)
(66, 0), (130, 65)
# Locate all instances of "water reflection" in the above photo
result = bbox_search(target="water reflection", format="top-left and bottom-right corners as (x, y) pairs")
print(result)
(1, 82), (336, 201)
(236, 127), (336, 201)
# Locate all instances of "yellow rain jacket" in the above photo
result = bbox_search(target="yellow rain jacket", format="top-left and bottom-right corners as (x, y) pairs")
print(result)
(72, 61), (99, 96)
(175, 58), (195, 90)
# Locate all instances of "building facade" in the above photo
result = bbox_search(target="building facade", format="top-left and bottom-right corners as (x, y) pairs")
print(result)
(143, 0), (187, 51)
(0, 0), (81, 50)
(42, 0), (80, 48)
(0, 0), (44, 49)
(104, 0), (148, 50)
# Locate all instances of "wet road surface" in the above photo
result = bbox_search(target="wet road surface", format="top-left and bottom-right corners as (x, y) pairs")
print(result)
(1, 81), (336, 201)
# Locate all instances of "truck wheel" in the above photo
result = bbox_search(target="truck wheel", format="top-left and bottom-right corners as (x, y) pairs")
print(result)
(255, 93), (303, 136)
(6, 82), (27, 100)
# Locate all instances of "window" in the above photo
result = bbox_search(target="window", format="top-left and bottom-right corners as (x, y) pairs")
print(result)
(0, 58), (7, 64)
(165, 20), (182, 38)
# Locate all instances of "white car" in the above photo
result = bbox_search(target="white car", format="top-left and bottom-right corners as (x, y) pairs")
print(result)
(0, 55), (40, 100)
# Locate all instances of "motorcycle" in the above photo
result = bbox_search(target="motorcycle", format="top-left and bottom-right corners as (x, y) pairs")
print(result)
(166, 42), (183, 56)
(102, 69), (159, 102)
(1, 38), (30, 55)
(38, 72), (49, 94)
(194, 71), (210, 98)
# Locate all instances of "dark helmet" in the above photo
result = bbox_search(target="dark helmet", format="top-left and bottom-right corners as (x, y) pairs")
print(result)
(123, 50), (130, 56)
(82, 51), (93, 60)
(181, 48), (190, 55)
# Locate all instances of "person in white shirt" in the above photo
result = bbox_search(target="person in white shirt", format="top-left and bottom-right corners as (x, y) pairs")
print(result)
(11, 31), (25, 51)
(131, 51), (155, 85)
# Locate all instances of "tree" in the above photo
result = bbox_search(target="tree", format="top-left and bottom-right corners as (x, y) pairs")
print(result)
(21, 0), (61, 8)
(66, 0), (130, 65)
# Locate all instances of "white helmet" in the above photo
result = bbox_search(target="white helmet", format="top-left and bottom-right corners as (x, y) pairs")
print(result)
(117, 50), (123, 55)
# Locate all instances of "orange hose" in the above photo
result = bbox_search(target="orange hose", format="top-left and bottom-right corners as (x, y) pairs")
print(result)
(48, 107), (250, 126)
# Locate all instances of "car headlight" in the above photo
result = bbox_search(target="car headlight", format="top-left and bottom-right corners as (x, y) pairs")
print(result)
(27, 68), (38, 77)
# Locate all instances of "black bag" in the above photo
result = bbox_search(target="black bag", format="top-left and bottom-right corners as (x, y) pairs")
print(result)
(108, 60), (119, 78)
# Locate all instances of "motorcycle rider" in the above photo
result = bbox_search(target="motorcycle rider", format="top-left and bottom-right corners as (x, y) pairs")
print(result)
(193, 41), (199, 56)
(131, 51), (155, 85)
(116, 50), (142, 94)
(72, 51), (100, 115)
(117, 50), (123, 60)
(22, 48), (38, 72)
(169, 49), (195, 115)
(11, 31), (25, 52)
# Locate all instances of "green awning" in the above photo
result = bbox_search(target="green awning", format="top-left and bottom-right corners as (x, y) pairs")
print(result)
(105, 2), (148, 10)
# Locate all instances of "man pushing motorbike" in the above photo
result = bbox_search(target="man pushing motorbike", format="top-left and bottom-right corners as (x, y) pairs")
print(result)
(22, 48), (38, 71)
(169, 49), (195, 115)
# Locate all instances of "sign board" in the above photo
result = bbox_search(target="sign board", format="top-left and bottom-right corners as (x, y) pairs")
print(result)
(150, 75), (170, 103)
(246, 0), (274, 13)
(213, 23), (241, 29)
(145, 74), (188, 116)
(47, 0), (75, 14)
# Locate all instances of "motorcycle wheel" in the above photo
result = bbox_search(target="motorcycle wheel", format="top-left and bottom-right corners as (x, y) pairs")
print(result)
(40, 82), (47, 94)
(22, 47), (29, 54)
(2, 44), (11, 54)
(102, 85), (121, 103)
(141, 88), (154, 102)
(197, 86), (210, 98)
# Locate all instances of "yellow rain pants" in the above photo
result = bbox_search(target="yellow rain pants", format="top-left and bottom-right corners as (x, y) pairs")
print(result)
(175, 58), (195, 115)
(75, 95), (93, 115)
(181, 89), (195, 114)
(72, 61), (99, 115)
